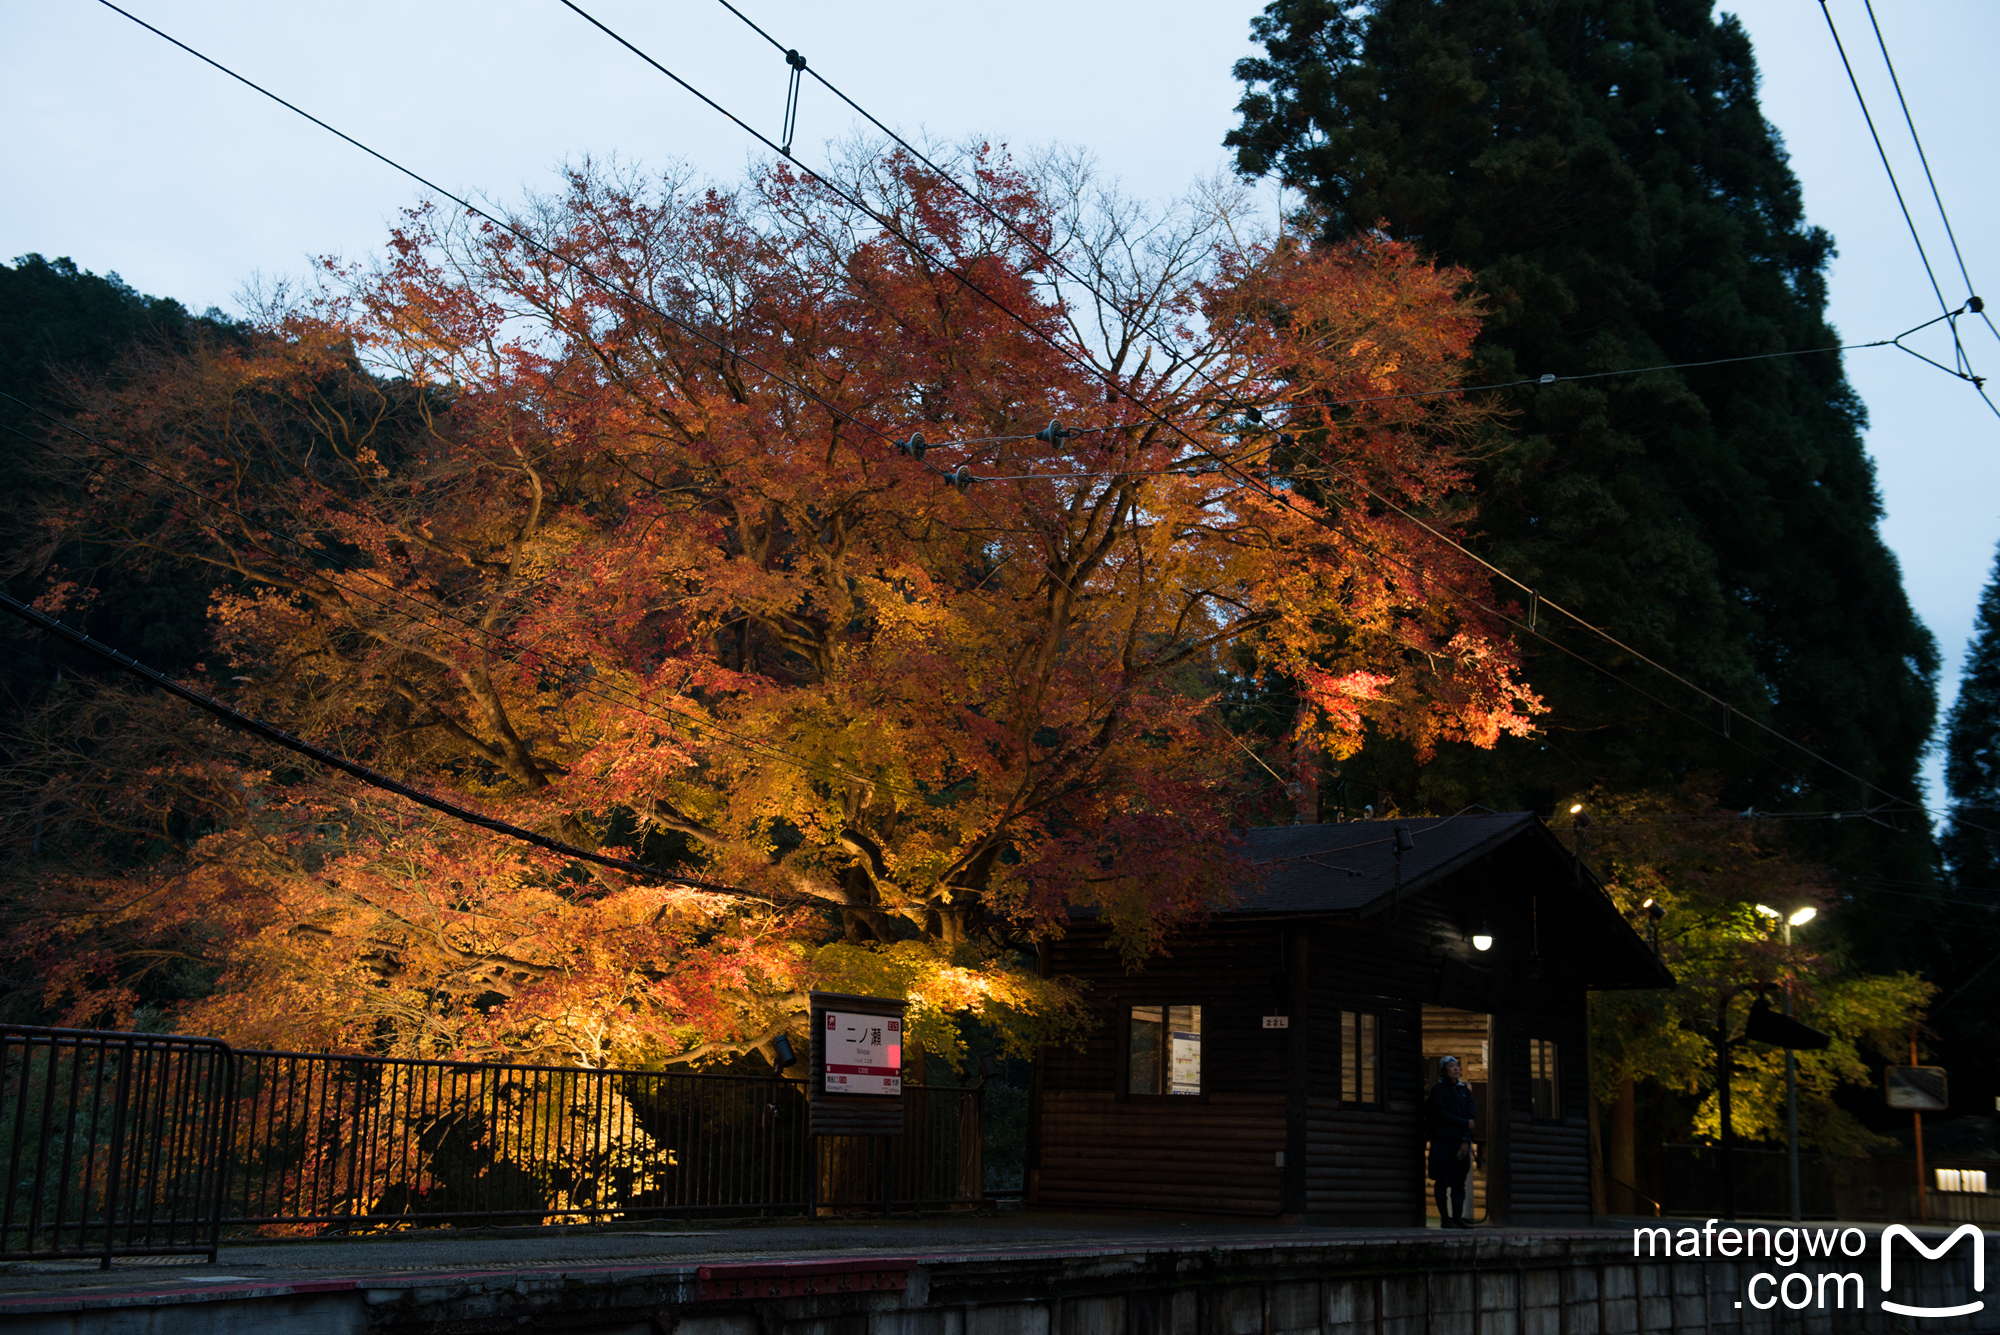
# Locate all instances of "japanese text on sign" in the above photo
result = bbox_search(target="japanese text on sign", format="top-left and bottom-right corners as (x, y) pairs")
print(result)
(824, 1010), (902, 1094)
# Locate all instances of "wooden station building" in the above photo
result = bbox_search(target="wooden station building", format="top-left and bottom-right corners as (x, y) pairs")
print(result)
(1025, 812), (1673, 1225)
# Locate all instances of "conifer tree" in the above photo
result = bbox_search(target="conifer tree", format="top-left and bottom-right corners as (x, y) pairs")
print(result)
(1228, 0), (1941, 962)
(1944, 549), (2000, 890)
(1935, 546), (2000, 1077)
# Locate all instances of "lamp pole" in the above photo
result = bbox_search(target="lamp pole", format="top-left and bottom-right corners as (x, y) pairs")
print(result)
(1717, 992), (1736, 1222)
(1784, 917), (1801, 1224)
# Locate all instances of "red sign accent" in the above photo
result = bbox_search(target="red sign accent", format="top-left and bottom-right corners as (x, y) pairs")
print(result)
(694, 1259), (914, 1300)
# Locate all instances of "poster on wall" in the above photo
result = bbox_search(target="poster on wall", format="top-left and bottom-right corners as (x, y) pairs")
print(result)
(824, 1011), (903, 1094)
(1170, 1028), (1202, 1095)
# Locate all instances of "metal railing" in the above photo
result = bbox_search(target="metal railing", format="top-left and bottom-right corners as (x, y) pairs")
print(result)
(1, 1026), (234, 1264)
(4, 1025), (986, 1257)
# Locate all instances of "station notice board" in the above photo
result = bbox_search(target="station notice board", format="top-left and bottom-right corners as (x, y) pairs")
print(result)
(1885, 1065), (1948, 1112)
(808, 990), (907, 1136)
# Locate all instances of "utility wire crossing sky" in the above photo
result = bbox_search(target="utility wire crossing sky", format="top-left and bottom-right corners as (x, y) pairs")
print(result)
(2, 0), (1996, 817)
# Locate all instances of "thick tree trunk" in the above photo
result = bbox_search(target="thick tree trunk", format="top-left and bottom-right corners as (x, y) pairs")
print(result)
(1609, 1076), (1637, 1215)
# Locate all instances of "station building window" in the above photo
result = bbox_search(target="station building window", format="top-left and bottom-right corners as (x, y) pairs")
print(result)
(1529, 1037), (1561, 1120)
(1127, 1004), (1202, 1095)
(1340, 1009), (1380, 1105)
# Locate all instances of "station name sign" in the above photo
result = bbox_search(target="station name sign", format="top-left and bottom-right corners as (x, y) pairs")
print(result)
(824, 1010), (902, 1095)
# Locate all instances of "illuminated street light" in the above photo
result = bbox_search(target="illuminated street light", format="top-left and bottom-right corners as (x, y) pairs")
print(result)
(1776, 904), (1818, 1224)
(1472, 933), (1494, 952)
(1754, 904), (1781, 920)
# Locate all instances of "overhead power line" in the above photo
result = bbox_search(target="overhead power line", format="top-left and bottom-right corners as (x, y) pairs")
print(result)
(90, 0), (1928, 832)
(0, 405), (923, 807)
(0, 588), (744, 894)
(1817, 0), (1998, 420)
(565, 0), (1929, 827)
(1860, 1), (1985, 321)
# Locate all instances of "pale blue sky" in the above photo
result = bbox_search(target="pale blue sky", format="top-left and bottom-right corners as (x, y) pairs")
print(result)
(3, 0), (1995, 814)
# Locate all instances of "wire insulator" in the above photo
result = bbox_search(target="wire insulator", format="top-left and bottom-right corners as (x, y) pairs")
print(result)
(780, 49), (807, 155)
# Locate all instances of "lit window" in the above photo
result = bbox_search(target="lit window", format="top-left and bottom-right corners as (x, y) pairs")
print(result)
(1530, 1038), (1560, 1120)
(1128, 1004), (1202, 1095)
(1340, 1010), (1379, 1104)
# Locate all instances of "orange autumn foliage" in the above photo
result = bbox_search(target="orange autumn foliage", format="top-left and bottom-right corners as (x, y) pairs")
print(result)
(9, 149), (1537, 1067)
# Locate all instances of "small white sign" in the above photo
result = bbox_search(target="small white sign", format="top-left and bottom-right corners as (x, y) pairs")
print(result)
(1262, 1015), (1290, 1029)
(1170, 1030), (1201, 1094)
(824, 1010), (902, 1094)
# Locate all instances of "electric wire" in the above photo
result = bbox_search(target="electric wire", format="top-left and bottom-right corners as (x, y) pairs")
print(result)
(690, 0), (1971, 841)
(93, 0), (1931, 835)
(0, 406), (932, 807)
(710, 0), (1904, 430)
(629, 0), (1936, 825)
(0, 587), (747, 894)
(1817, 0), (1998, 420)
(1860, 0), (2000, 356)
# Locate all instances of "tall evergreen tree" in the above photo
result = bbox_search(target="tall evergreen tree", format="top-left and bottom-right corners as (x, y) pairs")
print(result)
(0, 255), (228, 673)
(1227, 0), (1941, 969)
(1935, 545), (2000, 1086)
(1944, 548), (2000, 891)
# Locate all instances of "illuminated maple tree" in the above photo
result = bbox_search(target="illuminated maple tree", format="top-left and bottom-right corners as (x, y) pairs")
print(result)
(8, 149), (1537, 1066)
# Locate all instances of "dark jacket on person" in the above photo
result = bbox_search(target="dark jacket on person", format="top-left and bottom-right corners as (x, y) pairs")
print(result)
(1426, 1077), (1475, 1145)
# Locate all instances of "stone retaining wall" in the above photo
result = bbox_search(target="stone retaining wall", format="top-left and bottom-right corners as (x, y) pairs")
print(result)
(5, 1228), (1993, 1334)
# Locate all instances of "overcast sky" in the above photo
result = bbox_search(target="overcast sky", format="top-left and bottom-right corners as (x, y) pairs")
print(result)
(4, 0), (1995, 814)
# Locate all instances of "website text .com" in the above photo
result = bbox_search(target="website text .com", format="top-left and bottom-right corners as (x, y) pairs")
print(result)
(1633, 1221), (1985, 1318)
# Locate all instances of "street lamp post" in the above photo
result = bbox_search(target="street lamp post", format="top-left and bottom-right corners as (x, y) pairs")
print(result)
(1765, 906), (1817, 1223)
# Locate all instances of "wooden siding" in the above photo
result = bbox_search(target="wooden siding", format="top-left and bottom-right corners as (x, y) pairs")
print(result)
(1501, 983), (1594, 1223)
(1041, 920), (1296, 1098)
(1037, 1089), (1285, 1214)
(1303, 1096), (1420, 1225)
(1032, 826), (1623, 1221)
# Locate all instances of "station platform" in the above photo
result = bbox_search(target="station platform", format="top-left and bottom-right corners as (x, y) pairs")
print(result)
(0, 1212), (1989, 1334)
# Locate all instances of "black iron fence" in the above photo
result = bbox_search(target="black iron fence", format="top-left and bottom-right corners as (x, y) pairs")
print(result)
(1, 1027), (234, 1263)
(1659, 1144), (2000, 1223)
(4, 1025), (984, 1262)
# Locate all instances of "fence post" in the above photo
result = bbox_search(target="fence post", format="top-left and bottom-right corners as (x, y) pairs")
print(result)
(100, 1038), (135, 1270)
(207, 1042), (236, 1262)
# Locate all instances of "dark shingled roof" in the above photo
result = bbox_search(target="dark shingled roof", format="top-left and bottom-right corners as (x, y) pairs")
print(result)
(1230, 812), (1547, 915)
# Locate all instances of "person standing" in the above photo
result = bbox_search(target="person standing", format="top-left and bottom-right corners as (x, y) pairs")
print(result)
(1427, 1055), (1476, 1227)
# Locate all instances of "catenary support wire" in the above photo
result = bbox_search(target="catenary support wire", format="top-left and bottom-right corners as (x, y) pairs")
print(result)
(0, 588), (745, 894)
(87, 0), (1933, 834)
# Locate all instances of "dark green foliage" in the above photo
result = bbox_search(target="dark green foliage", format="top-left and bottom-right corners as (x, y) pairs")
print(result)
(0, 255), (199, 431)
(1944, 549), (2000, 891)
(1228, 1), (1939, 943)
(1, 255), (232, 675)
(0, 257), (230, 1024)
(1935, 547), (2000, 1074)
